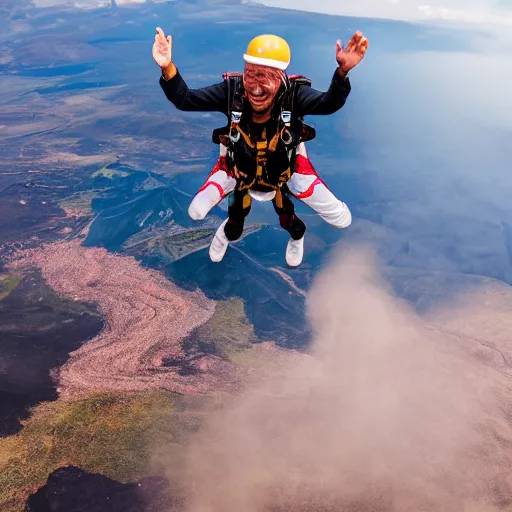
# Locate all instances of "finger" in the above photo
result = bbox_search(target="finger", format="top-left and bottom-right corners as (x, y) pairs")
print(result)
(336, 39), (342, 53)
(156, 27), (165, 40)
(357, 37), (369, 54)
(355, 37), (366, 48)
(345, 34), (358, 51)
(352, 32), (363, 48)
(156, 33), (164, 46)
(354, 31), (364, 42)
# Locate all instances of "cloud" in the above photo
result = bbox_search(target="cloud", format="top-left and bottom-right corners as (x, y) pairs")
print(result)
(494, 0), (512, 9)
(25, 0), (512, 26)
(252, 0), (512, 27)
(176, 246), (512, 512)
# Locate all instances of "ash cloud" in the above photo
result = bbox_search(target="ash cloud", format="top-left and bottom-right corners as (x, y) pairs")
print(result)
(178, 245), (512, 512)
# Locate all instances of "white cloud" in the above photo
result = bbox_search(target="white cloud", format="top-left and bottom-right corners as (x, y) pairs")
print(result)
(252, 0), (512, 27)
(31, 0), (148, 7)
(27, 0), (512, 27)
(32, 0), (111, 8)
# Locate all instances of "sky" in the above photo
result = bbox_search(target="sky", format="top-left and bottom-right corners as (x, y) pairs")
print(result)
(25, 0), (512, 28)
(250, 0), (512, 26)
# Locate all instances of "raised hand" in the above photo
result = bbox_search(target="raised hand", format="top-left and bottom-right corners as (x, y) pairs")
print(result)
(336, 31), (369, 74)
(152, 27), (173, 70)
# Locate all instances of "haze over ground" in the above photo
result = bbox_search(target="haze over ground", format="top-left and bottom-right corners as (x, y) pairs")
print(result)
(254, 0), (512, 26)
(175, 247), (512, 512)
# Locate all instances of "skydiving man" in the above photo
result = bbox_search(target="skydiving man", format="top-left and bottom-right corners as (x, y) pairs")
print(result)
(153, 28), (368, 266)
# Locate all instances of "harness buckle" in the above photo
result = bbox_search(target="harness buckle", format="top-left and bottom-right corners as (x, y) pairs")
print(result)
(230, 111), (242, 142)
(231, 110), (242, 124)
(281, 111), (292, 126)
(230, 127), (240, 143)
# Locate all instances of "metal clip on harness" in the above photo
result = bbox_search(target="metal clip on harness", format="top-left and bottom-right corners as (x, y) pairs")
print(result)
(230, 110), (242, 143)
(280, 110), (293, 145)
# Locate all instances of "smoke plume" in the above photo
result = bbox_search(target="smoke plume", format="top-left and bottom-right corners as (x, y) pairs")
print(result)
(179, 246), (512, 512)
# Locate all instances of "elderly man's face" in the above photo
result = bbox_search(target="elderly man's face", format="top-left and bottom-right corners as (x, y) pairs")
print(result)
(243, 63), (283, 112)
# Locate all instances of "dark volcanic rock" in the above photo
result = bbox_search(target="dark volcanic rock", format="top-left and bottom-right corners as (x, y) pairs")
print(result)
(25, 466), (172, 512)
(0, 271), (103, 437)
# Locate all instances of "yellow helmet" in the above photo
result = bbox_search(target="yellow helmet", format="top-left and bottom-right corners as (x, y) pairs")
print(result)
(243, 34), (291, 71)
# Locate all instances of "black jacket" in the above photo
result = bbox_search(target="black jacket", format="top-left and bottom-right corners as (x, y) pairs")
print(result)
(159, 68), (351, 187)
(159, 68), (351, 117)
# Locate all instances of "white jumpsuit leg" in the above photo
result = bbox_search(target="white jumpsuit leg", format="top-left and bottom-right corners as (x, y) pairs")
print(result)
(188, 143), (351, 229)
(288, 143), (352, 228)
(188, 145), (237, 221)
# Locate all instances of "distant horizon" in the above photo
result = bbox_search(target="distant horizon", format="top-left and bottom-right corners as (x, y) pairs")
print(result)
(24, 0), (512, 29)
(252, 0), (512, 27)
(23, 0), (512, 30)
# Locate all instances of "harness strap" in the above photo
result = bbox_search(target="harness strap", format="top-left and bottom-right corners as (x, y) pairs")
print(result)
(274, 188), (284, 209)
(233, 124), (255, 149)
(217, 73), (315, 191)
(255, 127), (267, 179)
(268, 130), (281, 152)
(235, 167), (291, 192)
(237, 187), (284, 211)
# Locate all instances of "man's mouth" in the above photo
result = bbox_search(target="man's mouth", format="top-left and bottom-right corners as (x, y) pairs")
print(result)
(248, 92), (268, 104)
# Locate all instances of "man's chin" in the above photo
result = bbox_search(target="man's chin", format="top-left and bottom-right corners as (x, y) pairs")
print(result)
(248, 98), (270, 112)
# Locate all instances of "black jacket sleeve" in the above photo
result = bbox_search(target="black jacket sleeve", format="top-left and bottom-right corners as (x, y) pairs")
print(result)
(159, 69), (229, 115)
(295, 69), (351, 117)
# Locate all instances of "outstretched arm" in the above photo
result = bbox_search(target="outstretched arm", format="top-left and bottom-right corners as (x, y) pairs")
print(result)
(295, 71), (351, 116)
(159, 72), (228, 114)
(296, 31), (368, 117)
(153, 27), (228, 114)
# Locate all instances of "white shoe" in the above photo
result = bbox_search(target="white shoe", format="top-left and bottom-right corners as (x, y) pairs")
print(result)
(286, 236), (304, 267)
(209, 219), (230, 262)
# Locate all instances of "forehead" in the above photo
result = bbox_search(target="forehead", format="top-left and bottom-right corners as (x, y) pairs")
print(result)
(244, 63), (282, 81)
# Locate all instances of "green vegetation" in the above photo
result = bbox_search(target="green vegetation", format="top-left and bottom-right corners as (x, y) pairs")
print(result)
(122, 228), (215, 263)
(57, 165), (132, 216)
(187, 298), (257, 360)
(123, 224), (265, 264)
(193, 298), (283, 369)
(0, 275), (20, 301)
(91, 167), (130, 179)
(0, 392), (176, 511)
(9, 273), (100, 321)
(57, 191), (96, 217)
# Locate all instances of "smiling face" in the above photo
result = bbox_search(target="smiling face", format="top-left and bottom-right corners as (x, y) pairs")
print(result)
(243, 63), (283, 113)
